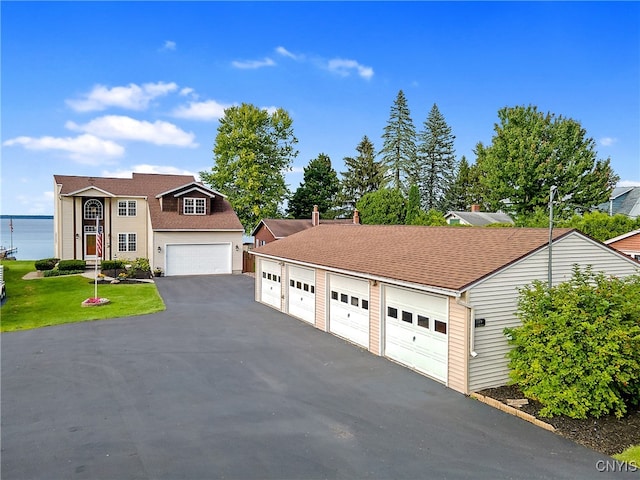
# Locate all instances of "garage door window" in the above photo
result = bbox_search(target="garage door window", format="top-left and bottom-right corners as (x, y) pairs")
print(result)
(351, 296), (359, 307)
(434, 320), (447, 334)
(331, 291), (338, 300)
(402, 311), (413, 324)
(417, 315), (429, 329)
(387, 307), (398, 318)
(362, 299), (369, 310)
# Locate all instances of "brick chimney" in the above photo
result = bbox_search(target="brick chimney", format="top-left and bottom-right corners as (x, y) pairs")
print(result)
(353, 209), (360, 225)
(471, 204), (481, 212)
(312, 205), (320, 226)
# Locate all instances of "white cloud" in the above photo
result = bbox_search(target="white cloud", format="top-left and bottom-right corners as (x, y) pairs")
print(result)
(599, 137), (618, 147)
(161, 40), (176, 51)
(102, 164), (199, 178)
(231, 57), (276, 69)
(327, 58), (374, 79)
(276, 46), (300, 60)
(66, 115), (197, 147)
(172, 100), (232, 121)
(3, 134), (124, 164)
(66, 81), (178, 112)
(14, 191), (55, 215)
(180, 87), (196, 97)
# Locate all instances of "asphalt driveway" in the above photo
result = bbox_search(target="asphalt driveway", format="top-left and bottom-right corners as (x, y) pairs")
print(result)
(1, 275), (633, 479)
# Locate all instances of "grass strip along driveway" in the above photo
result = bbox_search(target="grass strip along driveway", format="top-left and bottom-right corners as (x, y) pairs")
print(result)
(0, 260), (165, 332)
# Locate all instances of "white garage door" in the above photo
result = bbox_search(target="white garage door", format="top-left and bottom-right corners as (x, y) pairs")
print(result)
(165, 244), (231, 276)
(328, 274), (370, 349)
(260, 260), (282, 309)
(287, 266), (315, 324)
(384, 286), (448, 383)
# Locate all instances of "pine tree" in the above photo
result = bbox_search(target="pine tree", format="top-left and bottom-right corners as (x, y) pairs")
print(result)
(417, 103), (456, 211)
(444, 156), (476, 211)
(338, 135), (386, 215)
(380, 90), (417, 192)
(287, 153), (340, 219)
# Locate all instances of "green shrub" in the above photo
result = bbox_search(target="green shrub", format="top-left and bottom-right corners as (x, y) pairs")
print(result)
(34, 258), (59, 271)
(505, 266), (640, 419)
(43, 269), (85, 277)
(101, 260), (125, 271)
(127, 257), (151, 279)
(57, 259), (86, 271)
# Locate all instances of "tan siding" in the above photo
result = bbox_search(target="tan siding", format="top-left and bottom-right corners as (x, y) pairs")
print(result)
(315, 269), (327, 331)
(59, 197), (76, 259)
(369, 282), (381, 355)
(467, 232), (640, 392)
(447, 298), (469, 394)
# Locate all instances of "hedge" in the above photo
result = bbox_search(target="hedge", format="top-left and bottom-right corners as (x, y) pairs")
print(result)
(35, 258), (59, 271)
(57, 259), (87, 271)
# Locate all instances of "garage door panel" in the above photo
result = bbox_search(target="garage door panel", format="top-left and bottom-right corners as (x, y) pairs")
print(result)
(260, 260), (281, 309)
(288, 266), (315, 324)
(384, 286), (448, 383)
(165, 244), (231, 276)
(329, 275), (369, 349)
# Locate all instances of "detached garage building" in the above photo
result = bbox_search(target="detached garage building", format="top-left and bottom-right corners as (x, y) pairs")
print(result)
(54, 173), (244, 276)
(252, 224), (640, 394)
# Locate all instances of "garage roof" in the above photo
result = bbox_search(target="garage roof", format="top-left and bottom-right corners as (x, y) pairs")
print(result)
(252, 224), (578, 292)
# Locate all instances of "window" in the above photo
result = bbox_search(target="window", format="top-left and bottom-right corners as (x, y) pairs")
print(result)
(434, 320), (447, 334)
(184, 198), (206, 215)
(267, 273), (272, 280)
(448, 218), (460, 225)
(296, 281), (302, 289)
(340, 293), (348, 303)
(417, 315), (429, 329)
(290, 279), (295, 287)
(118, 233), (137, 252)
(84, 199), (102, 220)
(362, 300), (369, 310)
(310, 286), (315, 294)
(118, 200), (136, 216)
(387, 307), (398, 319)
(331, 291), (338, 301)
(351, 296), (359, 307)
(402, 311), (413, 324)
(303, 283), (309, 292)
(263, 272), (267, 279)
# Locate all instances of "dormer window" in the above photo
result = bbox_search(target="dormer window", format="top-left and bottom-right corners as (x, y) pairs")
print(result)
(184, 197), (206, 215)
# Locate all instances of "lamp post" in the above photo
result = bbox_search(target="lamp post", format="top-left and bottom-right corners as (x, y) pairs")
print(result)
(548, 185), (557, 289)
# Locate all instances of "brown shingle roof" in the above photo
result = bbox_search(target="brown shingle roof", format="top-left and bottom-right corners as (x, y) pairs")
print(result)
(253, 218), (355, 238)
(252, 224), (576, 292)
(54, 173), (243, 231)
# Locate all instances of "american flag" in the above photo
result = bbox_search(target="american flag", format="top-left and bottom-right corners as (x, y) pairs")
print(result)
(96, 230), (103, 257)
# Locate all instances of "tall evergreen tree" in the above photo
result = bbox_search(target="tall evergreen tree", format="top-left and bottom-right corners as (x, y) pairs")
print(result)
(380, 90), (417, 191)
(287, 153), (340, 219)
(444, 156), (482, 211)
(417, 103), (456, 211)
(338, 135), (386, 215)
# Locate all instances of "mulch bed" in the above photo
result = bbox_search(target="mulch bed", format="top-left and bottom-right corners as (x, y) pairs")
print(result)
(478, 385), (640, 456)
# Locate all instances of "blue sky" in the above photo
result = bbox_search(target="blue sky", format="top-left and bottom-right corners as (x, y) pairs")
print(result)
(2, 1), (639, 216)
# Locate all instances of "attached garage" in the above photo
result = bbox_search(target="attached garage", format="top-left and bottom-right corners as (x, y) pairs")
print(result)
(260, 260), (282, 309)
(165, 243), (232, 276)
(384, 286), (448, 383)
(328, 274), (370, 349)
(287, 266), (315, 324)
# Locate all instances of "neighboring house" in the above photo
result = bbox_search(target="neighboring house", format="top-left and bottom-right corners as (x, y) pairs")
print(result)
(251, 206), (359, 247)
(53, 173), (244, 276)
(596, 186), (640, 219)
(605, 229), (640, 261)
(251, 225), (639, 395)
(445, 204), (513, 226)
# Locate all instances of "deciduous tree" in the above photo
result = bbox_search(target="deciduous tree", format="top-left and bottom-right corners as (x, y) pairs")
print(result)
(200, 104), (298, 232)
(356, 188), (406, 225)
(475, 105), (618, 219)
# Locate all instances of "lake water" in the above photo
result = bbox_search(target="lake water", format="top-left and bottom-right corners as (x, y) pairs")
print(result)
(0, 216), (54, 260)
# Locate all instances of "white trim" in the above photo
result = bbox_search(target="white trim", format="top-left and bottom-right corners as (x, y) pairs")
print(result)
(155, 182), (226, 199)
(65, 186), (116, 197)
(605, 229), (640, 244)
(173, 186), (216, 198)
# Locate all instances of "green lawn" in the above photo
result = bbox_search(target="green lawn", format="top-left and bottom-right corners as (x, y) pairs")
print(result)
(613, 445), (640, 466)
(1, 260), (165, 332)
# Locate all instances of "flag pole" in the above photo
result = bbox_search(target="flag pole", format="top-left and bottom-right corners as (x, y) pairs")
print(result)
(94, 214), (99, 299)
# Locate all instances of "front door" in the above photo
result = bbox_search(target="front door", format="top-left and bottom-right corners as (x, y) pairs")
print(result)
(84, 226), (97, 259)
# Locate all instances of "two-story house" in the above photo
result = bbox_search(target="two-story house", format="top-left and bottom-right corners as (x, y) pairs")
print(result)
(53, 173), (244, 276)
